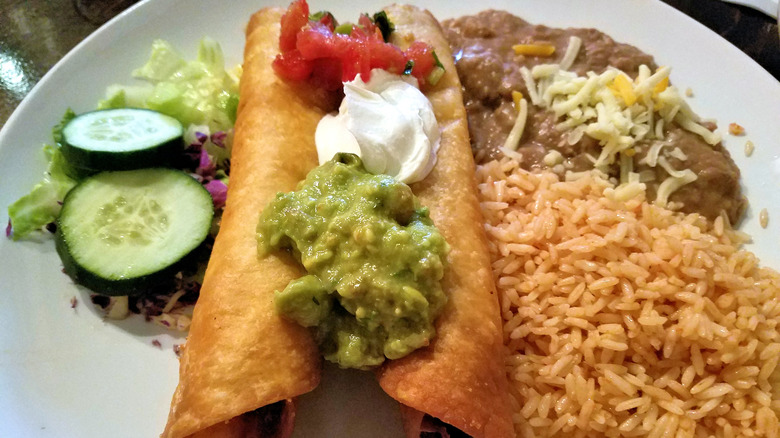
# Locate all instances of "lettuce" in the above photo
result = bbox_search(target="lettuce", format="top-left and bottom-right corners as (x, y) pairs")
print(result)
(8, 143), (78, 239)
(99, 38), (240, 132)
(97, 84), (152, 110)
(10, 38), (239, 239)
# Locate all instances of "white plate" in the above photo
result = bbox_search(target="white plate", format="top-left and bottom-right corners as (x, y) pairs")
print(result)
(721, 0), (779, 18)
(1, 1), (779, 437)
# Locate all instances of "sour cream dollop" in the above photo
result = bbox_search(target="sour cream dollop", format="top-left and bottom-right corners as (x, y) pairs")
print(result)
(315, 69), (440, 184)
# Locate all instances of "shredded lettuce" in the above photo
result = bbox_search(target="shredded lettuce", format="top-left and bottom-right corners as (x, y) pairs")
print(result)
(97, 84), (153, 110)
(99, 38), (240, 133)
(10, 38), (239, 240)
(131, 40), (187, 82)
(8, 144), (77, 240)
(52, 108), (77, 147)
(8, 110), (79, 239)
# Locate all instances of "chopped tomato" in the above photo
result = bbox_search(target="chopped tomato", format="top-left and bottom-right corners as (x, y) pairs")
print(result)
(296, 22), (340, 59)
(274, 0), (443, 89)
(310, 58), (342, 91)
(343, 43), (372, 83)
(279, 0), (309, 53)
(311, 11), (337, 31)
(272, 49), (313, 82)
(357, 14), (382, 40)
(368, 39), (405, 75)
(404, 41), (438, 85)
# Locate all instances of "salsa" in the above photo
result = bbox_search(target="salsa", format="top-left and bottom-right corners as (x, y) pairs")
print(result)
(273, 0), (444, 90)
(257, 154), (449, 369)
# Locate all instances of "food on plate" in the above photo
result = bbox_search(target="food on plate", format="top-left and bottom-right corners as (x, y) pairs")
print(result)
(477, 161), (780, 437)
(165, 2), (513, 437)
(376, 5), (513, 437)
(6, 38), (238, 329)
(745, 140), (755, 157)
(729, 122), (745, 136)
(438, 9), (780, 438)
(161, 8), (322, 437)
(314, 69), (442, 184)
(257, 153), (449, 370)
(55, 168), (214, 296)
(272, 1), (444, 91)
(59, 108), (184, 173)
(444, 11), (745, 224)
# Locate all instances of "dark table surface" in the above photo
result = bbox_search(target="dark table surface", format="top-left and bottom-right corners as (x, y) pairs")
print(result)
(0, 0), (778, 128)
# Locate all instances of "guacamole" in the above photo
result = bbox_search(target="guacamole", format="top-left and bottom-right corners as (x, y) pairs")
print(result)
(257, 153), (448, 369)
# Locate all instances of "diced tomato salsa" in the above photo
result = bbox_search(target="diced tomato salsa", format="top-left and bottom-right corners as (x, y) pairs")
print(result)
(273, 0), (443, 90)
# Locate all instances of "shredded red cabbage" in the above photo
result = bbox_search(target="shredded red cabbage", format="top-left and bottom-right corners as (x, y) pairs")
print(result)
(204, 179), (228, 209)
(211, 131), (227, 148)
(194, 131), (208, 146)
(5, 219), (12, 238)
(196, 148), (216, 177)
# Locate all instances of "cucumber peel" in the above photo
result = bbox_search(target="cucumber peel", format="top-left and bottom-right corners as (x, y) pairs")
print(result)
(61, 108), (183, 172)
(55, 168), (214, 295)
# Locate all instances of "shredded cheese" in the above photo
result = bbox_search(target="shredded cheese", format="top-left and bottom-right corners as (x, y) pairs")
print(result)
(512, 90), (524, 110)
(513, 43), (556, 57)
(669, 147), (687, 161)
(543, 150), (564, 167)
(162, 289), (186, 314)
(559, 36), (582, 71)
(106, 296), (129, 320)
(605, 179), (646, 202)
(611, 74), (637, 106)
(653, 76), (669, 96)
(654, 119), (664, 140)
(503, 97), (528, 151)
(519, 67), (541, 106)
(641, 141), (665, 167)
(517, 35), (727, 206)
(500, 146), (524, 162)
(655, 168), (697, 207)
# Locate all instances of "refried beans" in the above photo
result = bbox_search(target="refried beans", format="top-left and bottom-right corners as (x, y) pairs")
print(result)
(443, 10), (745, 223)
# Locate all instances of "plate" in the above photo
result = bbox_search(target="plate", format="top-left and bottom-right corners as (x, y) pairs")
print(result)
(721, 0), (779, 19)
(1, 0), (779, 436)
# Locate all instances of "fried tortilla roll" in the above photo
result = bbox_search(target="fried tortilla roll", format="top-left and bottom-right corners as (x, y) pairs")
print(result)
(377, 5), (514, 438)
(162, 8), (334, 437)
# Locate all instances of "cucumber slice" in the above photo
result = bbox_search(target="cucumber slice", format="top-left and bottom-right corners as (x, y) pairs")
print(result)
(61, 108), (183, 171)
(55, 168), (214, 295)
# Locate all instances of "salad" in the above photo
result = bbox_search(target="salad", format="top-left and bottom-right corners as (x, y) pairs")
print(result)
(6, 37), (240, 331)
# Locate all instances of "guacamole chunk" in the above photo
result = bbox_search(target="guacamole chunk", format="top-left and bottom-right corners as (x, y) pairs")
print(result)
(257, 153), (448, 369)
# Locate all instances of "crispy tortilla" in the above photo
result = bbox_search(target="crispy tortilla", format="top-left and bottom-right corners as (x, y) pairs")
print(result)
(164, 4), (513, 437)
(162, 8), (334, 437)
(376, 5), (515, 438)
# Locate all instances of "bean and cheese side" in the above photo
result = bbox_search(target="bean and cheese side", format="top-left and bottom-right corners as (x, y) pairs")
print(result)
(443, 10), (745, 224)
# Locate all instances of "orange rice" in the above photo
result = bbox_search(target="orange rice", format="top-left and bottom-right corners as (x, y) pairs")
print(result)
(476, 157), (780, 438)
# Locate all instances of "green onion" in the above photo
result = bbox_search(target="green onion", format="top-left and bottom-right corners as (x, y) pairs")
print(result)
(426, 66), (445, 86)
(334, 23), (353, 35)
(432, 50), (444, 69)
